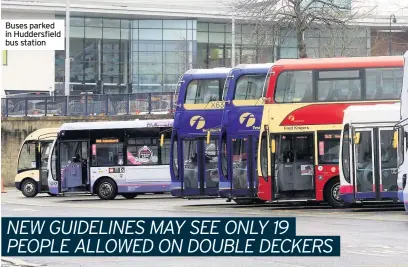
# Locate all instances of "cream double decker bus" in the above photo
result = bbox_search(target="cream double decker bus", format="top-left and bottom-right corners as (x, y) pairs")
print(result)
(257, 56), (403, 208)
(15, 128), (59, 197)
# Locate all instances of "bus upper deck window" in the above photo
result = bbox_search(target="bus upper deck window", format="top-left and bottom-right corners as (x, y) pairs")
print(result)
(275, 71), (313, 103)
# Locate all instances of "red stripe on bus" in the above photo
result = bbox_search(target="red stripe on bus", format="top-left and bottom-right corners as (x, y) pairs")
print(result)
(280, 102), (398, 126)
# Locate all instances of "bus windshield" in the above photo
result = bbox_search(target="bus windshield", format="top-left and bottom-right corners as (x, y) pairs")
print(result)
(18, 141), (37, 171)
(185, 79), (224, 104)
(234, 74), (267, 100)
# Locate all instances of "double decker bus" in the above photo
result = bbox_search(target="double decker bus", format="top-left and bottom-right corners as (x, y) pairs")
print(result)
(218, 63), (273, 204)
(47, 119), (173, 200)
(339, 103), (401, 204)
(396, 51), (408, 212)
(169, 68), (231, 197)
(15, 128), (59, 197)
(258, 56), (403, 208)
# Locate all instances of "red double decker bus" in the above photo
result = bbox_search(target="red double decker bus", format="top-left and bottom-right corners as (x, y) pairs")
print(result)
(257, 56), (403, 208)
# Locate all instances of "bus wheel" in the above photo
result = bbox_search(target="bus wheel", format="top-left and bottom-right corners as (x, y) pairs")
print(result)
(21, 179), (38, 198)
(122, 193), (138, 199)
(324, 179), (349, 209)
(96, 178), (117, 200)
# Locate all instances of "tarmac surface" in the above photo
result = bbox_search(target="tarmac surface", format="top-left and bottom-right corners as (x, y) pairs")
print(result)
(1, 188), (408, 267)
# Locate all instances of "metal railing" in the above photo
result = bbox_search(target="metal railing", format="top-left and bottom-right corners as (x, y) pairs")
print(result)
(1, 93), (177, 117)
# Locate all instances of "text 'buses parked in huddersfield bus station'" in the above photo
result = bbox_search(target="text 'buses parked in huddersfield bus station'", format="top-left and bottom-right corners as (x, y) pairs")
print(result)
(257, 56), (403, 208)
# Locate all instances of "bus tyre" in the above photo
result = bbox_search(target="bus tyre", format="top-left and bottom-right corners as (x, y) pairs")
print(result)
(96, 178), (117, 200)
(122, 193), (138, 199)
(21, 179), (38, 198)
(324, 179), (349, 209)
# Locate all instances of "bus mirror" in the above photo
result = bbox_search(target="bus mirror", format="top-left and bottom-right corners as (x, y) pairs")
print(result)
(393, 130), (398, 148)
(160, 134), (164, 147)
(270, 139), (276, 153)
(353, 132), (361, 144)
(206, 131), (211, 144)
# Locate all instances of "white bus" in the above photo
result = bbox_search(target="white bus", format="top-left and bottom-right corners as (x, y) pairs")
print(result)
(396, 51), (408, 212)
(15, 128), (59, 197)
(47, 119), (173, 200)
(339, 103), (401, 205)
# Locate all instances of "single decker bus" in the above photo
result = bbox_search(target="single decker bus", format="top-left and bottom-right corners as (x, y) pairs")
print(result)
(396, 50), (408, 212)
(168, 68), (231, 198)
(258, 56), (403, 208)
(15, 128), (59, 197)
(47, 119), (173, 200)
(339, 103), (401, 205)
(218, 63), (273, 204)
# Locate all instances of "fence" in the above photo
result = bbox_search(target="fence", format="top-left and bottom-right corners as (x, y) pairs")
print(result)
(1, 93), (177, 117)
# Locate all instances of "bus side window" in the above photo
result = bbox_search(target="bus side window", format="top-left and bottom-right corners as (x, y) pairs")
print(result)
(94, 143), (123, 166)
(127, 138), (159, 165)
(160, 138), (171, 165)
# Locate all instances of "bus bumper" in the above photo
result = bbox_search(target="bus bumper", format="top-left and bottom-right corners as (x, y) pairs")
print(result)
(218, 182), (230, 198)
(339, 185), (353, 202)
(398, 189), (403, 202)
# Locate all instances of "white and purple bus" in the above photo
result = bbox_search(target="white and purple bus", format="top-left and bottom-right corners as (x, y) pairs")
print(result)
(396, 51), (408, 212)
(47, 119), (173, 200)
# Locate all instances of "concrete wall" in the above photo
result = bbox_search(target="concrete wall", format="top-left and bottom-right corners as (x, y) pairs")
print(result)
(1, 114), (173, 186)
(2, 11), (56, 95)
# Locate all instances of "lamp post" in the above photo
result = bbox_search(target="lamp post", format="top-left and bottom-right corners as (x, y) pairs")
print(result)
(64, 0), (71, 95)
(389, 14), (397, 56)
(231, 16), (235, 68)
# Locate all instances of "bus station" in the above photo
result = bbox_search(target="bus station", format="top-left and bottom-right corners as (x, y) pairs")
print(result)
(2, 0), (408, 266)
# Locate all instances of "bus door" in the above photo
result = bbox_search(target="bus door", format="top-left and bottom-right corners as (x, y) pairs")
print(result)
(182, 138), (219, 196)
(39, 141), (53, 191)
(275, 133), (314, 197)
(352, 128), (375, 199)
(354, 127), (399, 200)
(230, 136), (257, 196)
(378, 127), (398, 198)
(58, 140), (89, 192)
(203, 138), (220, 195)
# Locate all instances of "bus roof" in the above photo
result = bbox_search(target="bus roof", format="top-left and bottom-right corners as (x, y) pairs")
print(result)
(275, 56), (403, 70)
(60, 119), (174, 131)
(343, 103), (401, 125)
(234, 63), (274, 70)
(183, 68), (232, 75)
(24, 128), (59, 141)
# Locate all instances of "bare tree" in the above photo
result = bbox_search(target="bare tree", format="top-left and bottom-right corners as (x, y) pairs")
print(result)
(229, 0), (373, 58)
(311, 25), (370, 57)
